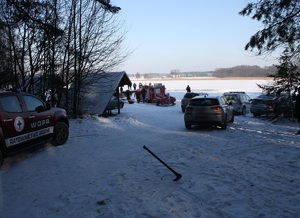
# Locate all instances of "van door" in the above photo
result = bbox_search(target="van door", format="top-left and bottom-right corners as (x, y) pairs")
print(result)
(0, 95), (28, 148)
(22, 95), (54, 140)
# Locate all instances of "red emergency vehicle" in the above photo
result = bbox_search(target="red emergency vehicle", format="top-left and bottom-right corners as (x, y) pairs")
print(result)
(140, 83), (176, 106)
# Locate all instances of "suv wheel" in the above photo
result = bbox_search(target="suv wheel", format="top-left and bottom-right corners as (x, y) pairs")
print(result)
(185, 123), (192, 129)
(53, 122), (69, 145)
(229, 114), (234, 123)
(221, 117), (227, 130)
(241, 106), (246, 115)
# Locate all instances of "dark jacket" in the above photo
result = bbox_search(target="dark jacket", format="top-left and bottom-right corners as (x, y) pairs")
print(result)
(141, 88), (147, 96)
(295, 93), (300, 111)
(293, 91), (300, 121)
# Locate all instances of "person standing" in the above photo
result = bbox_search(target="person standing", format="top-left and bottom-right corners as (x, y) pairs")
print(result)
(186, 85), (191, 92)
(294, 87), (300, 134)
(141, 88), (147, 103)
(133, 83), (137, 90)
(135, 89), (141, 103)
(125, 89), (131, 100)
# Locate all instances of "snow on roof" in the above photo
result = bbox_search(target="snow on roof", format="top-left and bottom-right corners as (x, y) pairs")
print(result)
(79, 71), (131, 115)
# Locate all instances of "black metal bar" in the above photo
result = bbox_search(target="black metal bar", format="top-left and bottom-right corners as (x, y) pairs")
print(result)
(143, 145), (182, 181)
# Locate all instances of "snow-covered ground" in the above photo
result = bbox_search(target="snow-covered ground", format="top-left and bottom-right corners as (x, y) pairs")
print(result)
(1, 79), (300, 218)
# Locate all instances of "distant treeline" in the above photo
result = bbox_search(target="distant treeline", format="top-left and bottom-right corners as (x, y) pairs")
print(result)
(212, 65), (277, 77)
(130, 65), (277, 78)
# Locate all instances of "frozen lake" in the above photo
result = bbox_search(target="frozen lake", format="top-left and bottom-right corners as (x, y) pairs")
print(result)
(131, 78), (272, 100)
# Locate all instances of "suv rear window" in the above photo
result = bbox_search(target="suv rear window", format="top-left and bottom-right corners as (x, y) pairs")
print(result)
(223, 94), (238, 103)
(190, 98), (219, 106)
(184, 93), (199, 98)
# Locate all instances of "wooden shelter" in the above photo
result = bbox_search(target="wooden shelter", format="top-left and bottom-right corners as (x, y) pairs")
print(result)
(79, 71), (132, 115)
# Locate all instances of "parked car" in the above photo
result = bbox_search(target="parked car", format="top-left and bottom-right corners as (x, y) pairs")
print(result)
(0, 89), (69, 167)
(250, 93), (276, 117)
(106, 96), (125, 110)
(250, 93), (293, 117)
(223, 91), (251, 115)
(184, 95), (234, 130)
(181, 92), (208, 112)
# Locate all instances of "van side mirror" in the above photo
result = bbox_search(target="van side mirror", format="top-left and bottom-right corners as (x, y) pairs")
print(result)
(46, 103), (52, 110)
(36, 105), (46, 112)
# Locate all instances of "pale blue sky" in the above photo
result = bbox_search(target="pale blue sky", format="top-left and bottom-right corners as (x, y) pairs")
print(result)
(114, 0), (278, 74)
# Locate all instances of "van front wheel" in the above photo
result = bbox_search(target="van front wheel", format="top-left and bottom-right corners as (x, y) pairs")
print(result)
(53, 122), (69, 145)
(0, 150), (3, 168)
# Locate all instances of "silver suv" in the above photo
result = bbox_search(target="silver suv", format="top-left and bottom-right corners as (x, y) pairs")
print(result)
(184, 95), (234, 130)
(223, 92), (251, 115)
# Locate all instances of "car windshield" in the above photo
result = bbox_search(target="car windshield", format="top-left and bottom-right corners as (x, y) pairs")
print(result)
(189, 98), (219, 106)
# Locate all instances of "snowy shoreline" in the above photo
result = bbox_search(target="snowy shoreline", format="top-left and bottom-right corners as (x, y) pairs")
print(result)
(130, 79), (272, 97)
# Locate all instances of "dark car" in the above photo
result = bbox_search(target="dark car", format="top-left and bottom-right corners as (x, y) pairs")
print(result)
(250, 94), (276, 117)
(184, 95), (234, 130)
(181, 92), (208, 112)
(0, 90), (69, 167)
(106, 96), (125, 110)
(250, 93), (293, 117)
(223, 92), (251, 115)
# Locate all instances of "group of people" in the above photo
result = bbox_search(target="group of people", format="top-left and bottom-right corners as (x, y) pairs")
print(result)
(125, 82), (140, 91)
(132, 82), (143, 91)
(134, 87), (147, 103)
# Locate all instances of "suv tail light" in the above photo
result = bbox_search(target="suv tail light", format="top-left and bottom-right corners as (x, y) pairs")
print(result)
(210, 106), (222, 110)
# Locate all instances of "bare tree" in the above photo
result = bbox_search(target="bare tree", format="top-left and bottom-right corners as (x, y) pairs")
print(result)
(60, 0), (129, 116)
(0, 0), (130, 117)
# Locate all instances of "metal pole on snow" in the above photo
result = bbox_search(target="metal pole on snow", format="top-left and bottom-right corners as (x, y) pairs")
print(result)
(143, 145), (182, 181)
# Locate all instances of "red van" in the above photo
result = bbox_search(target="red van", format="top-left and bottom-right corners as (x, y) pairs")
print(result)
(0, 90), (69, 167)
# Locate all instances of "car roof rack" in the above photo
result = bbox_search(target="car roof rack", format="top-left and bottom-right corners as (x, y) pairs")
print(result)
(223, 91), (246, 94)
(198, 92), (209, 96)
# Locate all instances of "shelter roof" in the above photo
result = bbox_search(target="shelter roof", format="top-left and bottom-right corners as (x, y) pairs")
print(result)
(79, 71), (131, 115)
